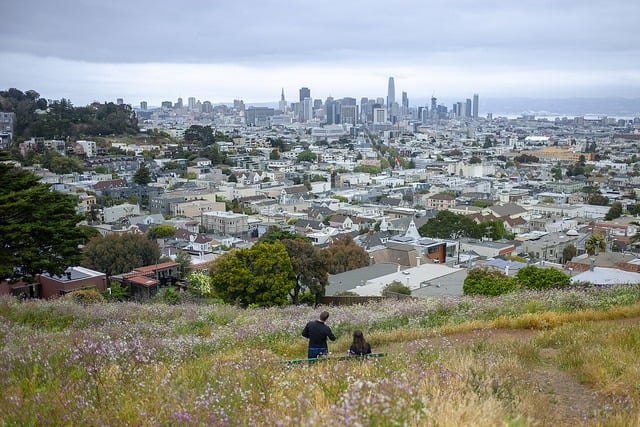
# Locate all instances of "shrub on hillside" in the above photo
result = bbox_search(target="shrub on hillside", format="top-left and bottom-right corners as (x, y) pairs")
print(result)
(463, 266), (514, 296)
(382, 281), (412, 296)
(513, 266), (570, 290)
(64, 288), (105, 304)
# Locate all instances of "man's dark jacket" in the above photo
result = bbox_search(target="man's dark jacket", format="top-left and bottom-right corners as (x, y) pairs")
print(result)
(302, 320), (336, 348)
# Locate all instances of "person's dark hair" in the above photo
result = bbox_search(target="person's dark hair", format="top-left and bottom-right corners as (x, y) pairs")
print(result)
(319, 311), (329, 322)
(352, 330), (368, 354)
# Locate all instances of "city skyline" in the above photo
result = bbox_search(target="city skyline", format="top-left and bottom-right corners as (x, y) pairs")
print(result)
(2, 1), (640, 107)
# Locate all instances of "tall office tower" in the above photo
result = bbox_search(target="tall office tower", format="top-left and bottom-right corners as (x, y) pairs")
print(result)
(341, 105), (357, 125)
(140, 101), (147, 111)
(472, 93), (479, 118)
(188, 97), (196, 110)
(402, 91), (409, 111)
(303, 97), (313, 121)
(325, 97), (336, 124)
(342, 97), (357, 106)
(456, 102), (463, 117)
(314, 99), (323, 109)
(360, 97), (370, 123)
(299, 87), (310, 102)
(202, 101), (213, 113)
(176, 97), (183, 109)
(373, 107), (387, 124)
(278, 88), (287, 113)
(465, 98), (472, 117)
(387, 77), (395, 110)
(431, 96), (437, 118)
(233, 99), (245, 111)
(117, 98), (124, 105)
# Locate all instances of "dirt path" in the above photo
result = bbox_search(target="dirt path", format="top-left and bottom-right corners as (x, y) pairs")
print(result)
(381, 317), (640, 425)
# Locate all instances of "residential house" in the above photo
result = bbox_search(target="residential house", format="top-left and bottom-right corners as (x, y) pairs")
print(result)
(201, 211), (249, 237)
(426, 193), (456, 210)
(112, 262), (180, 300)
(37, 266), (107, 299)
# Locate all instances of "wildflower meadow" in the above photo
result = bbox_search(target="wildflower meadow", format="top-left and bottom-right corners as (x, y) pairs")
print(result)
(1, 284), (640, 426)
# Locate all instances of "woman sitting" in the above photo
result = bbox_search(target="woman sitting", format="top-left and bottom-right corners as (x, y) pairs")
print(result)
(348, 330), (372, 356)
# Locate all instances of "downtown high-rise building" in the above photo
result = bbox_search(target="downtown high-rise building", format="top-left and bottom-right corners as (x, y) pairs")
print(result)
(279, 88), (287, 113)
(472, 94), (479, 118)
(387, 77), (395, 111)
(299, 87), (310, 102)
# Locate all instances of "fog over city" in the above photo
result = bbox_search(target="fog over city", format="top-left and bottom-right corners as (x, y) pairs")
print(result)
(2, 0), (640, 111)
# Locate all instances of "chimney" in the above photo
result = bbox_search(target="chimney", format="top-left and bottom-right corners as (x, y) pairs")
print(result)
(66, 271), (72, 280)
(416, 256), (421, 267)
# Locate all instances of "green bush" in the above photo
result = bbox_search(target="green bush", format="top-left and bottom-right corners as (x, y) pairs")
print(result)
(64, 288), (105, 305)
(513, 266), (570, 290)
(102, 281), (130, 301)
(382, 281), (412, 296)
(156, 287), (181, 305)
(463, 267), (514, 296)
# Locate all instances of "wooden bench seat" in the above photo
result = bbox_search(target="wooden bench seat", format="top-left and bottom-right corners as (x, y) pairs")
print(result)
(283, 352), (385, 365)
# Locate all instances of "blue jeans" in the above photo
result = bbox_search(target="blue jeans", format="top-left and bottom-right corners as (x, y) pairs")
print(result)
(308, 347), (328, 359)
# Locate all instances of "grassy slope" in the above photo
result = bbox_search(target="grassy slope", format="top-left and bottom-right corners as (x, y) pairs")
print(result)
(1, 285), (640, 426)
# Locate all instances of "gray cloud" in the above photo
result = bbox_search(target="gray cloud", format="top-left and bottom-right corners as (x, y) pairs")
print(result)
(2, 0), (639, 65)
(2, 0), (640, 103)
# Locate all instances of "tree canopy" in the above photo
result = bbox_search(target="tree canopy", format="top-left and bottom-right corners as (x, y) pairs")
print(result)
(81, 233), (161, 276)
(147, 224), (177, 239)
(0, 164), (90, 279)
(0, 89), (138, 139)
(419, 210), (480, 239)
(324, 234), (370, 274)
(133, 164), (152, 185)
(208, 241), (295, 307)
(258, 227), (327, 304)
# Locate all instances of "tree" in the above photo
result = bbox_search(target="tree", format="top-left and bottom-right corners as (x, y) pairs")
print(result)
(281, 238), (328, 305)
(513, 266), (570, 290)
(147, 224), (177, 239)
(551, 162), (563, 181)
(188, 270), (214, 297)
(103, 281), (130, 302)
(588, 193), (609, 206)
(208, 242), (295, 307)
(0, 165), (91, 279)
(562, 244), (577, 263)
(419, 210), (480, 239)
(297, 150), (317, 163)
(133, 164), (152, 185)
(175, 250), (192, 278)
(463, 266), (514, 296)
(584, 234), (606, 256)
(324, 234), (370, 274)
(604, 202), (623, 221)
(81, 233), (161, 276)
(381, 281), (411, 296)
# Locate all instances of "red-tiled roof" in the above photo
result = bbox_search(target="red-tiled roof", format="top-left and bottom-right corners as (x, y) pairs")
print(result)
(133, 262), (179, 274)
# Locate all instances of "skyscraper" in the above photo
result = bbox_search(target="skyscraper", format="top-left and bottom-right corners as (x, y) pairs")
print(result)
(278, 88), (287, 113)
(387, 77), (395, 110)
(299, 87), (310, 102)
(472, 94), (479, 118)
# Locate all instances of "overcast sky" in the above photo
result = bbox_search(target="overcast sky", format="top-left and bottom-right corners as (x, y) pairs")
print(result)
(2, 0), (640, 107)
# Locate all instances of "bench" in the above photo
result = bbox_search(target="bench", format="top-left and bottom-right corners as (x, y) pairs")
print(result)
(283, 352), (385, 365)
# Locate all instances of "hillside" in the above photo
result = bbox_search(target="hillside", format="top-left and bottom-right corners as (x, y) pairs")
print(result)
(1, 285), (639, 426)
